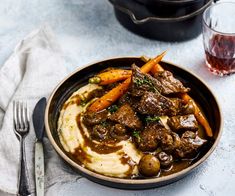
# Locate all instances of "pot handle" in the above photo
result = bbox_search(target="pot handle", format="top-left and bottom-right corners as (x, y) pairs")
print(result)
(109, 0), (214, 24)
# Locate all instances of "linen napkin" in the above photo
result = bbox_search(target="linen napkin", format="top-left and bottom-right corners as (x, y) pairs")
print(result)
(0, 25), (81, 195)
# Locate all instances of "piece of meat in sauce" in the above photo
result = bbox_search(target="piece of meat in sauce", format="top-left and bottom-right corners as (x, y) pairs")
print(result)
(82, 110), (109, 127)
(138, 122), (181, 153)
(175, 131), (207, 158)
(130, 64), (189, 96)
(167, 114), (198, 133)
(160, 131), (181, 153)
(137, 92), (183, 116)
(153, 70), (190, 95)
(108, 104), (142, 130)
(130, 64), (160, 97)
(179, 101), (195, 115)
(138, 123), (168, 152)
(90, 124), (109, 141)
(118, 92), (140, 111)
(110, 124), (129, 140)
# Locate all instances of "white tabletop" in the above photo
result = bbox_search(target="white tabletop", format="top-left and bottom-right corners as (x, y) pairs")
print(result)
(0, 0), (235, 195)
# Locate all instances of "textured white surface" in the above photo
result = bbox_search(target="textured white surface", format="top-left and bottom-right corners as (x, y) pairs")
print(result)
(0, 0), (234, 195)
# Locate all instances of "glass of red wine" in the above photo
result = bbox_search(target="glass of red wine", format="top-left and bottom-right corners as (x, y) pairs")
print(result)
(203, 2), (235, 76)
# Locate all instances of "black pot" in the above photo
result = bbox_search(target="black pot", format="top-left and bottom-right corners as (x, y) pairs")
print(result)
(136, 0), (206, 17)
(136, 0), (204, 7)
(151, 0), (206, 17)
(109, 0), (214, 41)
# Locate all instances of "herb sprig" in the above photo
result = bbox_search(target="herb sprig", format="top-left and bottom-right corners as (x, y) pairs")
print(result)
(133, 131), (141, 142)
(145, 116), (160, 123)
(107, 105), (119, 113)
(134, 76), (157, 92)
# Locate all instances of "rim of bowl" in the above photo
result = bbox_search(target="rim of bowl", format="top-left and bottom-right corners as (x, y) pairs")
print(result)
(203, 2), (235, 36)
(45, 56), (223, 185)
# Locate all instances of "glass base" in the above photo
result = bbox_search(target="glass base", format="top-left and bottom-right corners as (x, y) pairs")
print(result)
(206, 61), (235, 76)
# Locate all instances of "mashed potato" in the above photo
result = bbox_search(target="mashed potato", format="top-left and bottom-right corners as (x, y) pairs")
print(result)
(58, 84), (143, 178)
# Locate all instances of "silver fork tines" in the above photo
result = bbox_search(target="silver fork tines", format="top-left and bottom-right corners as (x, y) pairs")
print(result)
(13, 101), (29, 136)
(13, 101), (31, 196)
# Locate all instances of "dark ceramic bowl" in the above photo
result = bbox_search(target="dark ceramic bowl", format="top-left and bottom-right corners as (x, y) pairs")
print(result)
(45, 57), (222, 189)
(109, 0), (214, 41)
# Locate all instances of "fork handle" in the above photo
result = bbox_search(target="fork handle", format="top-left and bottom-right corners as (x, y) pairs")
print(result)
(18, 137), (31, 196)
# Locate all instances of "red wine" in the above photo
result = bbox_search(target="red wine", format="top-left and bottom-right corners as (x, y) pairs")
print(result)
(205, 34), (235, 75)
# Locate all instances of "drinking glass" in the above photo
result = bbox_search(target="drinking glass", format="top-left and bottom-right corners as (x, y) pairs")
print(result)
(203, 2), (235, 76)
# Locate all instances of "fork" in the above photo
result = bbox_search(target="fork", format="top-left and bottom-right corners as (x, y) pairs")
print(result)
(13, 101), (31, 196)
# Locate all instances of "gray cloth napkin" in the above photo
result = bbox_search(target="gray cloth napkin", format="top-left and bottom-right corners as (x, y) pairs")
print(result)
(0, 25), (81, 195)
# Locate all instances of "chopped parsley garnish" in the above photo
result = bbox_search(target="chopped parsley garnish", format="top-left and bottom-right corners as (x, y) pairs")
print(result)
(134, 76), (157, 92)
(145, 116), (160, 123)
(107, 105), (119, 113)
(133, 131), (141, 142)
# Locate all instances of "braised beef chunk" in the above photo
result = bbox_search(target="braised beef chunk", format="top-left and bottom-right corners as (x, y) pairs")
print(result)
(112, 124), (127, 135)
(118, 93), (140, 111)
(118, 93), (132, 105)
(83, 110), (109, 126)
(137, 92), (182, 116)
(167, 114), (198, 132)
(138, 123), (182, 152)
(110, 124), (129, 140)
(179, 101), (195, 115)
(161, 132), (181, 153)
(153, 71), (190, 94)
(138, 123), (206, 156)
(130, 65), (189, 96)
(130, 64), (159, 97)
(138, 123), (168, 152)
(108, 104), (142, 130)
(91, 124), (109, 141)
(175, 131), (207, 158)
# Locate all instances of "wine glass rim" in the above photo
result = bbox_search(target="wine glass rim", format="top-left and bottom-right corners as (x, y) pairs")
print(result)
(203, 2), (235, 36)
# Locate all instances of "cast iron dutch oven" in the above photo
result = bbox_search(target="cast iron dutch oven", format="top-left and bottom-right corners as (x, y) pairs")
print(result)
(109, 0), (214, 41)
(136, 0), (206, 17)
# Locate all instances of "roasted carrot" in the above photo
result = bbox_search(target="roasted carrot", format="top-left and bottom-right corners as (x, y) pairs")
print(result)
(141, 55), (164, 74)
(89, 69), (132, 85)
(181, 94), (213, 137)
(151, 63), (164, 74)
(88, 51), (166, 112)
(88, 78), (131, 112)
(140, 51), (167, 73)
(181, 93), (191, 104)
(151, 63), (213, 137)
